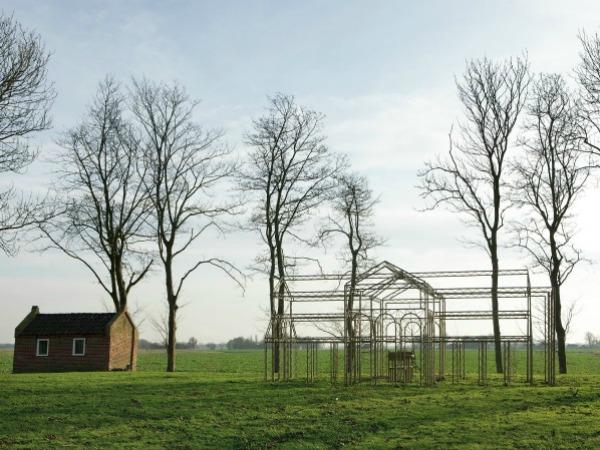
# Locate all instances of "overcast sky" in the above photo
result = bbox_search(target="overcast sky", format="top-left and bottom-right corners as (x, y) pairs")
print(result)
(1, 0), (600, 344)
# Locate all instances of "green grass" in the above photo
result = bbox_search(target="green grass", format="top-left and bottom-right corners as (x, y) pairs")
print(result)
(1, 349), (600, 449)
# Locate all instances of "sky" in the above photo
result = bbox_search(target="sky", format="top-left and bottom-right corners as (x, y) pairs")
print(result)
(1, 0), (600, 344)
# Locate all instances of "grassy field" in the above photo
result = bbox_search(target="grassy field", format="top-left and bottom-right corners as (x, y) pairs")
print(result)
(1, 349), (600, 449)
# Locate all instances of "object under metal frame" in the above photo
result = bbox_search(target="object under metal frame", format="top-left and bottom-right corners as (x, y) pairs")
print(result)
(264, 261), (556, 387)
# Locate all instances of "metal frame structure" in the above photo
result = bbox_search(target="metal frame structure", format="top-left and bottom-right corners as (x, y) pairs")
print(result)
(264, 261), (556, 386)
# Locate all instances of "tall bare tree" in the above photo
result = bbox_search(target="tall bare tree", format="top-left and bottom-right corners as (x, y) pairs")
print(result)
(40, 78), (151, 312)
(512, 73), (589, 374)
(0, 13), (55, 254)
(132, 79), (243, 372)
(240, 93), (345, 373)
(319, 173), (381, 379)
(418, 56), (529, 373)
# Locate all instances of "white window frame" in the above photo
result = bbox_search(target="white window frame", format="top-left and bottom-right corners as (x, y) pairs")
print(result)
(36, 338), (49, 357)
(72, 338), (86, 356)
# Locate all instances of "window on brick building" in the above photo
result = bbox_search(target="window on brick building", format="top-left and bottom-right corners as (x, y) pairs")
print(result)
(36, 339), (49, 356)
(72, 338), (86, 356)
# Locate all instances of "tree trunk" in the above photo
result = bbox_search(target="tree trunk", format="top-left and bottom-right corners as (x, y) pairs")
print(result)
(549, 232), (567, 374)
(114, 253), (128, 312)
(267, 236), (278, 373)
(345, 313), (354, 380)
(111, 291), (124, 313)
(273, 231), (286, 375)
(491, 247), (503, 373)
(273, 274), (285, 375)
(555, 289), (567, 374)
(165, 253), (177, 373)
(550, 269), (566, 375)
(167, 301), (177, 372)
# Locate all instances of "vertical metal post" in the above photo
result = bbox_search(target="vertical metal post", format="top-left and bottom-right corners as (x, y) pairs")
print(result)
(451, 342), (456, 384)
(526, 273), (533, 385)
(462, 341), (466, 380)
(438, 297), (446, 380)
(264, 340), (268, 382)
(503, 341), (512, 386)
(477, 341), (488, 385)
(547, 291), (556, 386)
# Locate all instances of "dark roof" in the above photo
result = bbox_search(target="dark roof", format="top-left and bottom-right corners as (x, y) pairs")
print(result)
(18, 313), (117, 336)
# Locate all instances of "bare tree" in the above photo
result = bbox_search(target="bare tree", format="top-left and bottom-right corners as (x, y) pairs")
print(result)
(240, 93), (345, 373)
(149, 305), (169, 349)
(418, 56), (529, 373)
(132, 79), (244, 372)
(584, 331), (598, 348)
(512, 73), (589, 374)
(319, 173), (381, 378)
(0, 13), (55, 254)
(40, 78), (152, 312)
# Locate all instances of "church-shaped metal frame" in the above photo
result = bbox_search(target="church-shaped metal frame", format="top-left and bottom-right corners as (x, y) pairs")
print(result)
(264, 261), (556, 386)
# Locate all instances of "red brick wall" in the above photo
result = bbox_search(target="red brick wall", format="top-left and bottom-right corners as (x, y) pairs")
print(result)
(13, 335), (109, 373)
(108, 313), (137, 371)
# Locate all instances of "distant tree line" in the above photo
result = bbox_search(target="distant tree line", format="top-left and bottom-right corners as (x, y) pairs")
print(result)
(138, 337), (223, 350)
(136, 337), (262, 350)
(225, 337), (263, 350)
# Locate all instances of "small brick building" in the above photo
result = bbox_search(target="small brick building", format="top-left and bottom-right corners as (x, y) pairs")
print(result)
(13, 306), (138, 373)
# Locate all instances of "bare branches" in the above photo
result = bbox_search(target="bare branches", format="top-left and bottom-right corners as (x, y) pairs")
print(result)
(240, 93), (345, 374)
(512, 73), (588, 286)
(40, 78), (152, 312)
(512, 73), (589, 374)
(175, 258), (245, 299)
(562, 299), (578, 339)
(241, 94), (346, 241)
(134, 78), (242, 283)
(318, 172), (382, 375)
(0, 189), (56, 255)
(148, 305), (170, 349)
(418, 55), (529, 373)
(0, 13), (55, 254)
(240, 93), (346, 317)
(419, 56), (530, 255)
(577, 31), (600, 156)
(0, 13), (54, 172)
(133, 79), (244, 371)
(319, 173), (382, 271)
(532, 297), (578, 343)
